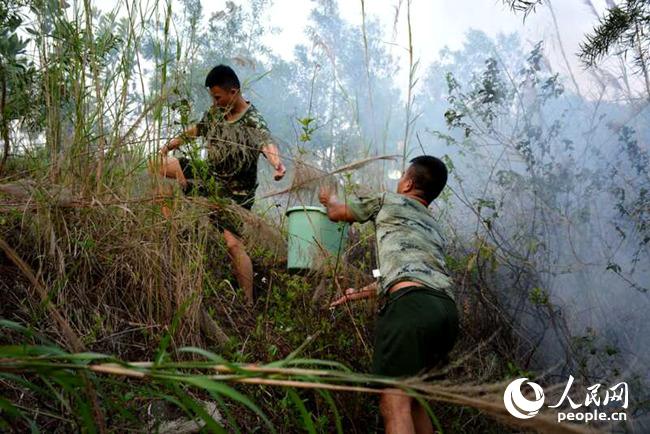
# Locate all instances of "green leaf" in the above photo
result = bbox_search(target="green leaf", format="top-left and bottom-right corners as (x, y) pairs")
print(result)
(0, 344), (67, 358)
(269, 358), (351, 372)
(165, 386), (228, 434)
(49, 352), (111, 362)
(0, 396), (23, 419)
(177, 347), (226, 363)
(413, 394), (443, 434)
(182, 376), (275, 433)
(288, 389), (316, 434)
(317, 390), (343, 434)
(210, 393), (242, 434)
(0, 319), (33, 336)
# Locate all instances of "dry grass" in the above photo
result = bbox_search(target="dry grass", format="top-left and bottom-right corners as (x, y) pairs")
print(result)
(0, 353), (602, 434)
(0, 176), (221, 352)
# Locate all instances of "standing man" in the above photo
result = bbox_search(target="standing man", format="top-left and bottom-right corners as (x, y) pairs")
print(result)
(155, 64), (286, 305)
(320, 156), (459, 434)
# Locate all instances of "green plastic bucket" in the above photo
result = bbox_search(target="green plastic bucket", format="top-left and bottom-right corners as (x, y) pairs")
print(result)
(286, 206), (349, 270)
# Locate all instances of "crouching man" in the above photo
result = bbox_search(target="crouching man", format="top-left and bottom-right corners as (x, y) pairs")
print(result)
(320, 155), (459, 434)
(153, 64), (285, 305)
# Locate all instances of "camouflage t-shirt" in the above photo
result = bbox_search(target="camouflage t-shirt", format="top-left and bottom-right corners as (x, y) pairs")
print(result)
(346, 191), (455, 300)
(195, 103), (272, 196)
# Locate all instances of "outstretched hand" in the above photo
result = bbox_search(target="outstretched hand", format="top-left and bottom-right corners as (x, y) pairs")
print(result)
(274, 162), (286, 181)
(319, 184), (334, 207)
(329, 288), (360, 308)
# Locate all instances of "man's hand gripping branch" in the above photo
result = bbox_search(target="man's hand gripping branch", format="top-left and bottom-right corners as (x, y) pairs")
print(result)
(261, 143), (286, 181)
(319, 184), (378, 308)
(318, 183), (358, 223)
(329, 282), (378, 308)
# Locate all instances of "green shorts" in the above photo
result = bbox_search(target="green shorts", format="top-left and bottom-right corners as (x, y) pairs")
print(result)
(179, 157), (256, 208)
(179, 157), (255, 236)
(372, 285), (459, 377)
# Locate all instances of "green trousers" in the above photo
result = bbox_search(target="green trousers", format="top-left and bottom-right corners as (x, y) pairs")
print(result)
(372, 285), (459, 377)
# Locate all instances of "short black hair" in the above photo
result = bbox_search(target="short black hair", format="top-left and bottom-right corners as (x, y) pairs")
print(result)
(407, 155), (448, 204)
(205, 64), (240, 90)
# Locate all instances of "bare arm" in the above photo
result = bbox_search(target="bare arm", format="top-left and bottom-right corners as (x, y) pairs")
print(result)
(261, 142), (286, 181)
(318, 185), (359, 223)
(160, 125), (199, 155)
(330, 282), (378, 307)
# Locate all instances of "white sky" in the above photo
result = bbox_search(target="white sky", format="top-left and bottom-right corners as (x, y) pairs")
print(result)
(262, 0), (606, 63)
(233, 0), (622, 99)
(98, 0), (637, 99)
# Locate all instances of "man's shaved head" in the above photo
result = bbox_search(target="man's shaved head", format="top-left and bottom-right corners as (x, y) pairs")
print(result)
(406, 155), (448, 204)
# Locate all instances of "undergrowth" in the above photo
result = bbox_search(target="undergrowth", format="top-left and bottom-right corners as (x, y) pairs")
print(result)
(0, 164), (533, 432)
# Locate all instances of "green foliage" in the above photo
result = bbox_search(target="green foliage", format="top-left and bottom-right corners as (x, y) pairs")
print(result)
(1, 0), (645, 431)
(571, 327), (625, 379)
(298, 116), (317, 142)
(505, 361), (534, 379)
(0, 319), (429, 433)
(505, 0), (650, 87)
(0, 0), (36, 171)
(607, 126), (650, 289)
(528, 287), (549, 305)
(579, 0), (650, 69)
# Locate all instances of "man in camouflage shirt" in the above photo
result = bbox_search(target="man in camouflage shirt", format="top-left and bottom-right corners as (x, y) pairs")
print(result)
(156, 65), (286, 305)
(320, 156), (458, 434)
(186, 96), (277, 207)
